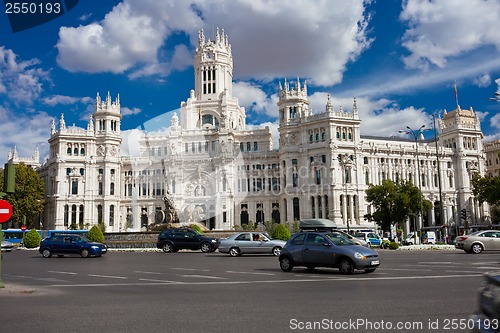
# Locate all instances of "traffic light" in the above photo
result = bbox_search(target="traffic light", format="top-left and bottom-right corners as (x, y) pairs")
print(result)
(460, 208), (466, 220)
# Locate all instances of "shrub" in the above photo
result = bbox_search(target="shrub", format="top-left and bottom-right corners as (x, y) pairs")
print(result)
(23, 228), (42, 248)
(389, 241), (399, 250)
(190, 224), (204, 235)
(87, 225), (105, 243)
(263, 221), (277, 235)
(272, 223), (291, 241)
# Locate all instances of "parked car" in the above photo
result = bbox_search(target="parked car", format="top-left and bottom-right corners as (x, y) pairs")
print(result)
(334, 230), (369, 248)
(156, 228), (219, 253)
(39, 234), (107, 258)
(472, 271), (500, 333)
(354, 231), (383, 247)
(1, 240), (14, 252)
(455, 230), (500, 254)
(278, 231), (380, 274)
(218, 232), (286, 256)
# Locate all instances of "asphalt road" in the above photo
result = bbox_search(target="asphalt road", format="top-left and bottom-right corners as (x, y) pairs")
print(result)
(0, 248), (497, 333)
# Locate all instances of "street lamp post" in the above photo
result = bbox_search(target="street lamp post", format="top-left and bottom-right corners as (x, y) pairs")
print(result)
(400, 125), (426, 245)
(338, 154), (352, 233)
(432, 114), (444, 234)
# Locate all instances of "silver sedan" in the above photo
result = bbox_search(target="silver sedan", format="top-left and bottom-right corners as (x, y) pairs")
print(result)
(218, 232), (286, 257)
(455, 230), (500, 254)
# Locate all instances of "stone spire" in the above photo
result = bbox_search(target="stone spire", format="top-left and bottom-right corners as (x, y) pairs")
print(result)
(59, 114), (66, 130)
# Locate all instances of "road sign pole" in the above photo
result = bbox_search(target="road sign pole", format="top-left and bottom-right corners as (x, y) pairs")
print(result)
(0, 229), (4, 288)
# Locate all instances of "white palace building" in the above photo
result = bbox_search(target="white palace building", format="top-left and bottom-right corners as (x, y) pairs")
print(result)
(23, 29), (488, 235)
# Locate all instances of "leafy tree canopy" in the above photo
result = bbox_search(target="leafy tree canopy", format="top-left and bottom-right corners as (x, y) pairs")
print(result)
(0, 163), (45, 227)
(472, 174), (500, 206)
(364, 179), (431, 232)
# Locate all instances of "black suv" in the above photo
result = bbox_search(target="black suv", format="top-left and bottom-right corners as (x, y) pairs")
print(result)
(156, 228), (219, 253)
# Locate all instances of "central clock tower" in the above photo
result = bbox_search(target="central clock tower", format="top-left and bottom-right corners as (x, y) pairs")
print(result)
(193, 28), (233, 101)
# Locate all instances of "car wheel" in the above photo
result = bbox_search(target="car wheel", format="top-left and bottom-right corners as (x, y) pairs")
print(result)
(229, 247), (241, 257)
(42, 249), (52, 258)
(471, 243), (483, 254)
(80, 249), (90, 258)
(272, 246), (282, 256)
(365, 268), (376, 273)
(200, 242), (211, 253)
(339, 258), (355, 275)
(279, 256), (294, 272)
(162, 242), (173, 253)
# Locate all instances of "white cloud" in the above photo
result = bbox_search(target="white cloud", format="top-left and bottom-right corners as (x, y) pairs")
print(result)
(0, 105), (52, 165)
(56, 0), (202, 75)
(473, 74), (491, 88)
(42, 94), (93, 106)
(233, 81), (278, 118)
(490, 112), (500, 130)
(0, 46), (50, 105)
(400, 0), (500, 70)
(121, 106), (142, 116)
(56, 0), (372, 86)
(308, 91), (431, 137)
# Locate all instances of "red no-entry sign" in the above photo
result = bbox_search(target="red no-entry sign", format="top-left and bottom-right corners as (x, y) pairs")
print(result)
(0, 199), (13, 223)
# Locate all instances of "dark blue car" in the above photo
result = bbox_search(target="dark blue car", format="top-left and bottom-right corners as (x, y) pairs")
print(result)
(39, 234), (107, 258)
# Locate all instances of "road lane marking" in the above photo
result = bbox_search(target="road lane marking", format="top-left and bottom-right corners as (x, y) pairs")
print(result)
(134, 271), (163, 275)
(139, 278), (183, 284)
(88, 274), (127, 279)
(171, 268), (210, 272)
(418, 262), (453, 265)
(181, 274), (227, 279)
(226, 271), (275, 276)
(477, 266), (500, 270)
(48, 273), (483, 288)
(48, 271), (77, 275)
(381, 268), (432, 271)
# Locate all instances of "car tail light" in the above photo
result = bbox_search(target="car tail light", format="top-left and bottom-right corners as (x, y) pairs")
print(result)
(457, 236), (468, 242)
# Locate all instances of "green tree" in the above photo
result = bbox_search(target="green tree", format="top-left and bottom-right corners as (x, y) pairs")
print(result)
(272, 223), (291, 241)
(0, 163), (45, 228)
(86, 225), (105, 243)
(472, 174), (500, 206)
(23, 228), (42, 248)
(364, 179), (431, 233)
(472, 174), (500, 224)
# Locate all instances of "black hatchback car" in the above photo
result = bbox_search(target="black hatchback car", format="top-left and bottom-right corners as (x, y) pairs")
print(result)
(39, 234), (107, 258)
(156, 228), (219, 253)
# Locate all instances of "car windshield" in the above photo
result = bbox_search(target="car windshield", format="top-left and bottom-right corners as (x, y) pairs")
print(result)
(74, 235), (91, 242)
(192, 229), (204, 236)
(262, 233), (272, 240)
(325, 233), (355, 246)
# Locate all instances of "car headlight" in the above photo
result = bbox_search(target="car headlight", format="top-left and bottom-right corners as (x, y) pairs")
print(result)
(354, 252), (366, 259)
(91, 245), (100, 249)
(211, 239), (217, 243)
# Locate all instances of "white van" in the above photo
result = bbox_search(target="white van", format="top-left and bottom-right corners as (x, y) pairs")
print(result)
(404, 232), (420, 245)
(422, 231), (436, 244)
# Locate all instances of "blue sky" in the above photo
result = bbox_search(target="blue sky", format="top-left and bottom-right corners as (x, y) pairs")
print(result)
(1, 0), (500, 166)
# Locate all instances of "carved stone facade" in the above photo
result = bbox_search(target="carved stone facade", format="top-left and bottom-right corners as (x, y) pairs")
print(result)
(33, 29), (488, 234)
